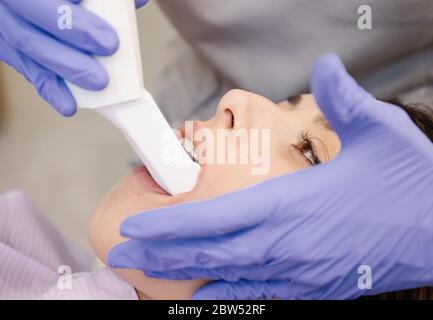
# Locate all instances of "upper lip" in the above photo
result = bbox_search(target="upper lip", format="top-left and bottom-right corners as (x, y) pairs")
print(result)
(179, 120), (200, 139)
(179, 121), (206, 145)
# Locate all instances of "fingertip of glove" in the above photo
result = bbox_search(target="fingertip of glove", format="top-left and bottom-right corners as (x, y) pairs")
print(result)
(312, 53), (345, 85)
(96, 28), (119, 56)
(58, 105), (77, 117)
(192, 288), (214, 300)
(38, 77), (77, 117)
(119, 216), (153, 239)
(48, 96), (77, 117)
(56, 94), (77, 117)
(106, 248), (117, 268)
(313, 53), (343, 70)
(107, 243), (128, 269)
(89, 69), (109, 91)
(119, 217), (136, 238)
(135, 0), (150, 9)
(119, 213), (157, 238)
(72, 2), (120, 56)
(76, 63), (110, 91)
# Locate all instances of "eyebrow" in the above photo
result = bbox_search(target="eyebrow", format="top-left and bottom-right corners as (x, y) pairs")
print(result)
(287, 95), (302, 106)
(314, 114), (333, 131)
(286, 95), (334, 132)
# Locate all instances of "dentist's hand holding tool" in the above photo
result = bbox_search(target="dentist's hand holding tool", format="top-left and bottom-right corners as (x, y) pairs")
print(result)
(109, 54), (433, 299)
(0, 0), (148, 116)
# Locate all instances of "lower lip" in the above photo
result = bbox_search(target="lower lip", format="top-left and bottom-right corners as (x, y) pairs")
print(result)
(132, 166), (168, 195)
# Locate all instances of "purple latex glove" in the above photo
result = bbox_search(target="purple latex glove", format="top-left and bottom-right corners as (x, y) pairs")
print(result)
(108, 54), (433, 299)
(0, 0), (148, 116)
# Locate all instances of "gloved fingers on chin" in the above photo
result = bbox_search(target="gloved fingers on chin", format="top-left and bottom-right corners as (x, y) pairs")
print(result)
(192, 280), (294, 300)
(121, 183), (271, 241)
(144, 265), (255, 282)
(108, 236), (258, 272)
(144, 268), (212, 281)
(0, 35), (76, 116)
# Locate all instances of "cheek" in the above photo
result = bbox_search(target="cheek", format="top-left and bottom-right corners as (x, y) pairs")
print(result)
(88, 173), (177, 263)
(186, 165), (254, 201)
(91, 174), (158, 229)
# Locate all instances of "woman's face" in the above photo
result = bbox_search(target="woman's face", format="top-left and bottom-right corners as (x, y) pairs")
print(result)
(88, 90), (341, 299)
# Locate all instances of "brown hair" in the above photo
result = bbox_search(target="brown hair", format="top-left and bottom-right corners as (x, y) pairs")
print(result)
(382, 97), (433, 143)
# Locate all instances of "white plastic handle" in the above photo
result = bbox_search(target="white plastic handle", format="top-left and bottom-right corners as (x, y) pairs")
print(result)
(67, 0), (144, 109)
(66, 0), (200, 195)
(98, 91), (200, 195)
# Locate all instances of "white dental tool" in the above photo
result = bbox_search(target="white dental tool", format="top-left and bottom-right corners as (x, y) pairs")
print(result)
(66, 0), (200, 195)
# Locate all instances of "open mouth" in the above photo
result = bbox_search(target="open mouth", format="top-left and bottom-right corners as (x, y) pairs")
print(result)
(132, 166), (168, 195)
(132, 133), (200, 195)
(180, 137), (199, 163)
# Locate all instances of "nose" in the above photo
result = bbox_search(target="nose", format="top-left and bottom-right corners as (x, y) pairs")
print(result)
(203, 89), (252, 130)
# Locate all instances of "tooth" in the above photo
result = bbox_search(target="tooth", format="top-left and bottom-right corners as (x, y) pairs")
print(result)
(180, 138), (198, 162)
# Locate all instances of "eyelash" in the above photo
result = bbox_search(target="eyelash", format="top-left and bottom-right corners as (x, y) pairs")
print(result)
(293, 131), (321, 166)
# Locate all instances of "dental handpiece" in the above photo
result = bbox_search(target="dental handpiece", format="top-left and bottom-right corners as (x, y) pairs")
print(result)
(66, 0), (200, 195)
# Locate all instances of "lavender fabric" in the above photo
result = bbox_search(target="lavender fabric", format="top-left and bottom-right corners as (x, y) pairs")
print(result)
(0, 190), (137, 300)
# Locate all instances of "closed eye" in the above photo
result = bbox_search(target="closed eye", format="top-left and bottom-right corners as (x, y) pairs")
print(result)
(292, 131), (321, 166)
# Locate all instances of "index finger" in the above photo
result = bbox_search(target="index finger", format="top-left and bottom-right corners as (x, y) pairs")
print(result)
(120, 177), (279, 241)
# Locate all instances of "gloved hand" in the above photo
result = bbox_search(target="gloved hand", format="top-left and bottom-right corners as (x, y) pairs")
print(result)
(108, 54), (433, 299)
(0, 0), (149, 116)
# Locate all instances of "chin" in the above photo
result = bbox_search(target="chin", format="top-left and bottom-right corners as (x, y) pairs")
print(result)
(86, 170), (209, 300)
(86, 167), (183, 266)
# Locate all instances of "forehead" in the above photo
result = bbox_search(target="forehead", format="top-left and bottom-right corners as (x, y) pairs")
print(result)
(279, 94), (341, 160)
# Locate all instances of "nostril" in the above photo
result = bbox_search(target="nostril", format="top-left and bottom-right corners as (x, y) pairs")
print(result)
(224, 108), (235, 129)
